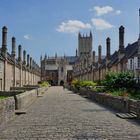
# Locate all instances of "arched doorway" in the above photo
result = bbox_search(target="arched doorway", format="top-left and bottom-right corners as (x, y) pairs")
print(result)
(60, 80), (64, 86)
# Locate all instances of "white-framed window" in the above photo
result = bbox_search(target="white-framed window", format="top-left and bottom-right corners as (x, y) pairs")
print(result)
(127, 58), (134, 70)
(130, 59), (133, 70)
(134, 57), (138, 69)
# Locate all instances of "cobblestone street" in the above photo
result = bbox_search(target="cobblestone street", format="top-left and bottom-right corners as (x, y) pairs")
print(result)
(0, 87), (140, 140)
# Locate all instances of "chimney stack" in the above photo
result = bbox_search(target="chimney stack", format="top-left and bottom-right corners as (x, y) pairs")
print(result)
(18, 45), (22, 62)
(2, 26), (7, 55)
(106, 37), (111, 60)
(138, 9), (140, 55)
(11, 37), (16, 58)
(30, 57), (32, 69)
(27, 54), (30, 67)
(23, 50), (26, 65)
(98, 45), (102, 64)
(119, 26), (125, 52)
(93, 51), (95, 63)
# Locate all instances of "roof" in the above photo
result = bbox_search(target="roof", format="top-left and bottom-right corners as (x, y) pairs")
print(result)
(66, 56), (76, 64)
(100, 41), (138, 68)
(121, 41), (138, 61)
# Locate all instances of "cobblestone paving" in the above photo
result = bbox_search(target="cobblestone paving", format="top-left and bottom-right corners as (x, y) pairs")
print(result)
(0, 87), (140, 140)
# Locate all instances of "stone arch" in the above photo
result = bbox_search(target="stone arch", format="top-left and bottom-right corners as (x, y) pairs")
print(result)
(60, 80), (64, 86)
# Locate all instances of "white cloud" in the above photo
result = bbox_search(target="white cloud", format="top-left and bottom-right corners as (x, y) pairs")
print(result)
(90, 6), (121, 16)
(116, 10), (121, 15)
(24, 34), (32, 40)
(93, 6), (114, 16)
(91, 18), (114, 30)
(57, 20), (91, 33)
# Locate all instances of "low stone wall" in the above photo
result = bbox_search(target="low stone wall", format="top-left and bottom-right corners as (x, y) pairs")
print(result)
(10, 87), (37, 91)
(0, 97), (15, 130)
(0, 91), (23, 96)
(0, 87), (48, 130)
(70, 87), (140, 118)
(15, 89), (38, 110)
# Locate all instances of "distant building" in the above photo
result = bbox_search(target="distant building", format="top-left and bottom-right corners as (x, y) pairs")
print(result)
(41, 55), (76, 85)
(73, 31), (105, 81)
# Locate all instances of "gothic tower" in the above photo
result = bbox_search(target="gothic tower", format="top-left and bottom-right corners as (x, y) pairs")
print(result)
(78, 31), (92, 57)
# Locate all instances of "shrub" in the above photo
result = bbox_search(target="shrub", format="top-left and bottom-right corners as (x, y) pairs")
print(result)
(39, 81), (50, 87)
(71, 79), (97, 89)
(102, 71), (134, 90)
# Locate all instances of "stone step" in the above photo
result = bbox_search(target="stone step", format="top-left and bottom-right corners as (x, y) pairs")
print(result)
(116, 113), (137, 119)
(15, 110), (27, 115)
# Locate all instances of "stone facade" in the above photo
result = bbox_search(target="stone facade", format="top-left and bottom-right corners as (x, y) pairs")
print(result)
(0, 26), (41, 91)
(41, 55), (76, 85)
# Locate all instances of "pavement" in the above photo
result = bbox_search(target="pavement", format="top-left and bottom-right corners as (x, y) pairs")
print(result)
(0, 86), (140, 140)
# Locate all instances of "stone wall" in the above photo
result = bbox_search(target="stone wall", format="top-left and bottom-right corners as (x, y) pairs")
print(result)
(0, 97), (15, 130)
(0, 87), (48, 130)
(70, 87), (140, 118)
(15, 89), (38, 109)
(15, 87), (48, 110)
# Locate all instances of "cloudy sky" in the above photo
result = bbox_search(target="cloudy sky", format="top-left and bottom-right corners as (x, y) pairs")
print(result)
(0, 0), (139, 63)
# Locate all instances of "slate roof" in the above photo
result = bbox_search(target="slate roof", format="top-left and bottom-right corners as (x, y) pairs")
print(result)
(98, 41), (138, 69)
(120, 41), (138, 61)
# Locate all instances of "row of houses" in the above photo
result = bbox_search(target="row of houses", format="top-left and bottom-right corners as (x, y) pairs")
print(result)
(73, 18), (140, 81)
(0, 26), (41, 91)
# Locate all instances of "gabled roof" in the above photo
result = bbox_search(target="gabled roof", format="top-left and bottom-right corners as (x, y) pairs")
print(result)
(108, 51), (118, 68)
(101, 41), (138, 68)
(121, 41), (138, 61)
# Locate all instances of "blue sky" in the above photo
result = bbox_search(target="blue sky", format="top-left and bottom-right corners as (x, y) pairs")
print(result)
(0, 0), (140, 64)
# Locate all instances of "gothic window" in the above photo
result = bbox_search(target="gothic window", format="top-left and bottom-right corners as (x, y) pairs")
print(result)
(138, 57), (140, 68)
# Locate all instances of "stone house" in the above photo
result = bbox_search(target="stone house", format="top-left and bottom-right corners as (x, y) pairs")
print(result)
(73, 13), (140, 81)
(0, 26), (41, 91)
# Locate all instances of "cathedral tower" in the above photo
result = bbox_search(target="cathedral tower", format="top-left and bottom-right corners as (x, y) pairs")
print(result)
(78, 31), (92, 57)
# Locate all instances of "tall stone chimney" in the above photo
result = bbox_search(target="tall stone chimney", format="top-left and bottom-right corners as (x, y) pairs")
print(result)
(106, 37), (111, 60)
(93, 51), (95, 63)
(27, 54), (30, 67)
(18, 45), (22, 86)
(76, 49), (78, 57)
(98, 45), (102, 64)
(30, 57), (32, 70)
(138, 9), (140, 55)
(18, 45), (22, 62)
(23, 50), (26, 65)
(119, 26), (125, 52)
(11, 37), (16, 58)
(2, 26), (7, 56)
